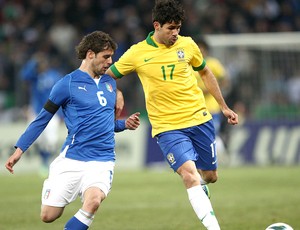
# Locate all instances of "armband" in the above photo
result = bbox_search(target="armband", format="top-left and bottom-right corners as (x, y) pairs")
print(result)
(43, 99), (59, 114)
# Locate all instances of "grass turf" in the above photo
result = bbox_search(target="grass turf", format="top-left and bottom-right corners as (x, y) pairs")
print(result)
(0, 166), (299, 230)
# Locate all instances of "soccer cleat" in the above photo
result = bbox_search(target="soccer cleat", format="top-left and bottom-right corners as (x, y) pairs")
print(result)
(202, 185), (211, 199)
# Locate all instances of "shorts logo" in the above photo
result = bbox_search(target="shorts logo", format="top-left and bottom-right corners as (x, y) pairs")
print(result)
(43, 189), (51, 200)
(167, 153), (176, 165)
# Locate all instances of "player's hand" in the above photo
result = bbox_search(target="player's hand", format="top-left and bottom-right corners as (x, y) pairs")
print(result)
(5, 148), (23, 174)
(223, 108), (239, 125)
(115, 89), (124, 119)
(125, 112), (140, 130)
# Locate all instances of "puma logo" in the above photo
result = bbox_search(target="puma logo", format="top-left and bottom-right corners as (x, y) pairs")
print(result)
(78, 85), (87, 91)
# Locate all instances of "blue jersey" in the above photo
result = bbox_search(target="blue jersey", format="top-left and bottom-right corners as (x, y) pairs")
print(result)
(16, 70), (126, 162)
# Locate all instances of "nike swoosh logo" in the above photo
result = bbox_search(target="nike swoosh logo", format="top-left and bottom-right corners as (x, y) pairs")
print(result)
(144, 57), (154, 62)
(212, 160), (217, 165)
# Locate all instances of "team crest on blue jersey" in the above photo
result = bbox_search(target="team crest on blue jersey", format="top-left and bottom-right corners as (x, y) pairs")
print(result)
(176, 48), (185, 61)
(105, 82), (113, 92)
(167, 153), (176, 165)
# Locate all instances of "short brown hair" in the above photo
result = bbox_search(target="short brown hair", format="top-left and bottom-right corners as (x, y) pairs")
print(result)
(76, 31), (117, 60)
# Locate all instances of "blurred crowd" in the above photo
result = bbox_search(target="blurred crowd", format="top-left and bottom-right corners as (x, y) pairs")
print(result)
(1, 0), (300, 121)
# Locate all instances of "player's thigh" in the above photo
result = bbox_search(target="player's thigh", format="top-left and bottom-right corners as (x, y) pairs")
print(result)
(42, 156), (83, 207)
(156, 130), (197, 172)
(81, 161), (115, 200)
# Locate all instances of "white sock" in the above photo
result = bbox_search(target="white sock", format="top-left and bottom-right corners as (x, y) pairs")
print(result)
(187, 185), (220, 230)
(74, 209), (95, 227)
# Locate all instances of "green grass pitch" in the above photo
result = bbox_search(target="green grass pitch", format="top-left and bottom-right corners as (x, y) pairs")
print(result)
(1, 166), (299, 230)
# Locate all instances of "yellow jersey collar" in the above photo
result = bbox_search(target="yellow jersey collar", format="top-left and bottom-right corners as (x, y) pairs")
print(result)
(146, 31), (158, 48)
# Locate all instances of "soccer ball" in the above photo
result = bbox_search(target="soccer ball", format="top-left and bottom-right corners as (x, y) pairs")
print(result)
(265, 222), (293, 230)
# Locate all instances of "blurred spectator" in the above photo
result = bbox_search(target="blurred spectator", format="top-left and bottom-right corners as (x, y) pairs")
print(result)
(48, 16), (78, 56)
(0, 0), (300, 120)
(287, 68), (300, 105)
(20, 48), (64, 176)
(0, 43), (14, 110)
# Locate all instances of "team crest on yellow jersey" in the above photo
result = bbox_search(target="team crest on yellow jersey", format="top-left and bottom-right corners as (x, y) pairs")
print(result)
(176, 48), (185, 61)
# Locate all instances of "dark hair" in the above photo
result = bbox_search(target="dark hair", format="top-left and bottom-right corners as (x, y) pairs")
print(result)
(152, 0), (185, 25)
(76, 31), (117, 60)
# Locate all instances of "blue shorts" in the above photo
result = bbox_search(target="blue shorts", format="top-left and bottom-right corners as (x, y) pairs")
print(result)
(156, 120), (217, 172)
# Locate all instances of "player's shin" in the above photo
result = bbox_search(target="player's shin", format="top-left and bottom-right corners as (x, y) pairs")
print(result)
(187, 185), (220, 230)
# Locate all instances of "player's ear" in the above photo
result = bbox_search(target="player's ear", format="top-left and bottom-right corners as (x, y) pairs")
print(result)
(86, 49), (95, 59)
(153, 21), (161, 30)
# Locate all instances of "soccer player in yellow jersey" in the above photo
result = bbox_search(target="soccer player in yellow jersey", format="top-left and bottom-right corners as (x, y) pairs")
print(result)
(194, 37), (230, 134)
(194, 37), (231, 165)
(106, 1), (238, 229)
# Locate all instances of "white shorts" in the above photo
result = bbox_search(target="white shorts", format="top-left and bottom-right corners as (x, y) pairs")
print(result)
(41, 155), (115, 207)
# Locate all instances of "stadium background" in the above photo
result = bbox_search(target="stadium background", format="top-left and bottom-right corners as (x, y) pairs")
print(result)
(1, 0), (300, 171)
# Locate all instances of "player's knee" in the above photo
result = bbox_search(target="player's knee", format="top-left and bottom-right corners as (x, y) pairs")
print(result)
(40, 208), (62, 223)
(85, 196), (103, 213)
(203, 172), (218, 184)
(83, 187), (106, 213)
(90, 198), (101, 211)
(179, 171), (201, 188)
(40, 212), (56, 223)
(208, 175), (218, 183)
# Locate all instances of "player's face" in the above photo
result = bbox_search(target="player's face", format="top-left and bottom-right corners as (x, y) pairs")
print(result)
(92, 49), (114, 76)
(155, 21), (181, 47)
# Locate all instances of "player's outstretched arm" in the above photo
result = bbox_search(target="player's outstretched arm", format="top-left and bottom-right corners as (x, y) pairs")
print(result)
(5, 148), (23, 174)
(125, 112), (140, 130)
(199, 66), (238, 125)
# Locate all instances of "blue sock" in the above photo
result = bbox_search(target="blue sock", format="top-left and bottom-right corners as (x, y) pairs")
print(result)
(64, 216), (88, 230)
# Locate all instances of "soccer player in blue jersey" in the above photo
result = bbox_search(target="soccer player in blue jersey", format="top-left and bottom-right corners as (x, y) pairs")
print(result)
(5, 31), (140, 230)
(106, 1), (238, 229)
(20, 51), (64, 176)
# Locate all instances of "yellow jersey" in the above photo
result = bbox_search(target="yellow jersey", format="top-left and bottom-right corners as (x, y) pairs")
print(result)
(195, 57), (226, 114)
(110, 32), (212, 136)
